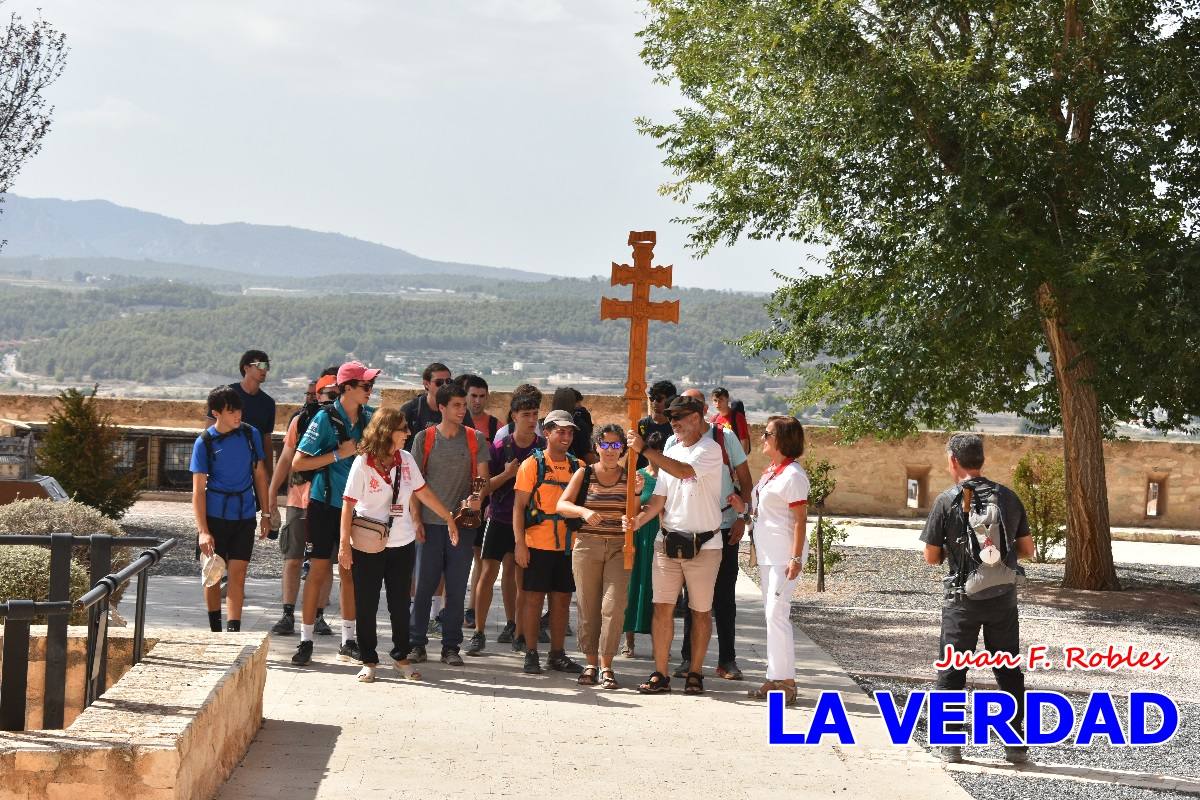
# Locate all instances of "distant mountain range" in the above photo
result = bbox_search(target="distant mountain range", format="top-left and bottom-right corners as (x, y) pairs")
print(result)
(0, 195), (549, 281)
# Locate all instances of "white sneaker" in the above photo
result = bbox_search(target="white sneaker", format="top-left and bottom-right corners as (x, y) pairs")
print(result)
(356, 664), (376, 683)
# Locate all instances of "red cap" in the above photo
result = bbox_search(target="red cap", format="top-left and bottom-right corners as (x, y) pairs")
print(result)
(336, 360), (382, 385)
(315, 375), (337, 393)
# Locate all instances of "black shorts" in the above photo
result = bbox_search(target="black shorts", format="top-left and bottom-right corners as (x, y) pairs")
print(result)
(206, 516), (255, 563)
(474, 525), (486, 548)
(481, 519), (516, 561)
(305, 499), (341, 560)
(522, 547), (575, 594)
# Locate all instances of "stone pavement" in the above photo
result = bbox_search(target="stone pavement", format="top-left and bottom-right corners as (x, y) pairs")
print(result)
(145, 570), (971, 800)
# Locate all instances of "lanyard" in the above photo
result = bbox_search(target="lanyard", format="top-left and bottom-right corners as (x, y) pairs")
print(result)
(752, 458), (794, 515)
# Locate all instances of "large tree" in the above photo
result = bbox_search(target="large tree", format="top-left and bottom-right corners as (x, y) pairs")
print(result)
(638, 1), (1200, 589)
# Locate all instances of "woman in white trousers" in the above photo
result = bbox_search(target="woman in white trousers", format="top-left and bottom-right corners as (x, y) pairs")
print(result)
(730, 416), (809, 705)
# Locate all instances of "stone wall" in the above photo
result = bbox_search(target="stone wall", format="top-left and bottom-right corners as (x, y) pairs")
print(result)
(0, 629), (268, 800)
(1, 391), (1195, 529)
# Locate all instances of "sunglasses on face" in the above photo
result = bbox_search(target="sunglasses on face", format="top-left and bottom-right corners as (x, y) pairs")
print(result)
(249, 361), (270, 371)
(669, 413), (695, 422)
(762, 430), (776, 439)
(597, 441), (623, 451)
(432, 378), (450, 387)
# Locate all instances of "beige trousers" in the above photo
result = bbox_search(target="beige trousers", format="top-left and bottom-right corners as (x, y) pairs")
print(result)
(571, 533), (631, 659)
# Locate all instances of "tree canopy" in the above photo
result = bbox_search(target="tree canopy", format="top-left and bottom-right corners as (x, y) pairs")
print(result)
(638, 1), (1200, 589)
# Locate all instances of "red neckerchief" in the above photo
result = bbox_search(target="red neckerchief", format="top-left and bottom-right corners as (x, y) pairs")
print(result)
(367, 451), (402, 482)
(753, 458), (795, 512)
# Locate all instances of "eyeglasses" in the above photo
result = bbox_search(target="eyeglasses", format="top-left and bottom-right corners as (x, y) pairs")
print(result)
(249, 361), (270, 371)
(432, 378), (449, 387)
(669, 412), (695, 422)
(597, 441), (623, 451)
(762, 430), (776, 439)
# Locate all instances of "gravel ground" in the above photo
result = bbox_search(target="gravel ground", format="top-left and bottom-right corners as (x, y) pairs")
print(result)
(122, 500), (288, 579)
(742, 546), (1200, 798)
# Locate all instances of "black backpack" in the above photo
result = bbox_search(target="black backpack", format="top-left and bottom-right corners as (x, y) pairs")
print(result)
(199, 423), (261, 516)
(291, 407), (351, 496)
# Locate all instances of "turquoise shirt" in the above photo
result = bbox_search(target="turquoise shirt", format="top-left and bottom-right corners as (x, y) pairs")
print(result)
(297, 399), (374, 507)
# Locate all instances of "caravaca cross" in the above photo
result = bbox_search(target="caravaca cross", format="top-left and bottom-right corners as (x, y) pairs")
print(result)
(600, 231), (680, 568)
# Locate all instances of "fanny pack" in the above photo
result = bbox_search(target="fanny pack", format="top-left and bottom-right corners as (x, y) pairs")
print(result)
(663, 530), (716, 560)
(350, 463), (402, 555)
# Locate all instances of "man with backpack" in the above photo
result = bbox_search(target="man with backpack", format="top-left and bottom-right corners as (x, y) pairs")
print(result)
(668, 388), (753, 681)
(400, 362), (476, 451)
(290, 361), (379, 666)
(467, 388), (545, 656)
(408, 382), (491, 666)
(459, 373), (497, 627)
(191, 385), (271, 632)
(711, 387), (751, 455)
(512, 409), (586, 675)
(267, 370), (337, 636)
(920, 433), (1035, 765)
(636, 380), (677, 469)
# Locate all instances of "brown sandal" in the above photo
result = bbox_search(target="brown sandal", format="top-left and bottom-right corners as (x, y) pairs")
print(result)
(637, 671), (671, 694)
(578, 665), (599, 686)
(599, 668), (619, 690)
(747, 680), (796, 705)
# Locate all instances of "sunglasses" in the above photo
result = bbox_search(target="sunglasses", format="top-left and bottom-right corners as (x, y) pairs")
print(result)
(248, 361), (270, 371)
(669, 412), (696, 422)
(432, 378), (450, 387)
(762, 430), (776, 439)
(597, 441), (623, 451)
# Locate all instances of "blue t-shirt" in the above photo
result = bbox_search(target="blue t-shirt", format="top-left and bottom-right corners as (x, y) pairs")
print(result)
(190, 425), (265, 521)
(297, 399), (373, 508)
(666, 424), (748, 529)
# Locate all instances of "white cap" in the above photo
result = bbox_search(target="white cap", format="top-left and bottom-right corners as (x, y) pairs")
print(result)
(201, 552), (226, 588)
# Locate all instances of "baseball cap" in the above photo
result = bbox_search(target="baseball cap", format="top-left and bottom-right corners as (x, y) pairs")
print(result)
(542, 409), (578, 429)
(336, 360), (382, 385)
(666, 395), (705, 418)
(315, 375), (337, 393)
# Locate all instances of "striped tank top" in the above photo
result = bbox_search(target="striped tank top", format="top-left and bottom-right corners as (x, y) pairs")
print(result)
(577, 467), (628, 537)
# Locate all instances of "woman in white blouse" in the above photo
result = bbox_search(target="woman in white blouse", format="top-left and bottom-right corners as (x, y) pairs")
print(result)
(730, 416), (809, 705)
(338, 407), (458, 683)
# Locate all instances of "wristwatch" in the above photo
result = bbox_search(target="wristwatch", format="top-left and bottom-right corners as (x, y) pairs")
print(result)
(737, 512), (753, 523)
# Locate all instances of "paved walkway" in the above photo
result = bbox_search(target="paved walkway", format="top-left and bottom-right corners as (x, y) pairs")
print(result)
(146, 571), (970, 799)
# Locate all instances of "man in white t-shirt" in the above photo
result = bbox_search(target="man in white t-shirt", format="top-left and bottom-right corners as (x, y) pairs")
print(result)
(624, 394), (724, 695)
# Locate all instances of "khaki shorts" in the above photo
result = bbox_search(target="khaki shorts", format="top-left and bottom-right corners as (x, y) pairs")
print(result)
(651, 543), (721, 612)
(278, 506), (307, 560)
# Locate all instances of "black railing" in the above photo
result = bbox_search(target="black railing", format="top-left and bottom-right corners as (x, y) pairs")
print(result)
(0, 533), (176, 731)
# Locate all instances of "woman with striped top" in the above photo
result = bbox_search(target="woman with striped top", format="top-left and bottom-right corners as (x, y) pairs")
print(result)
(557, 423), (630, 689)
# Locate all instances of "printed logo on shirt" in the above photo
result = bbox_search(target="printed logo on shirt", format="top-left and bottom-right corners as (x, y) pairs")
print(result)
(401, 465), (411, 482)
(369, 476), (381, 492)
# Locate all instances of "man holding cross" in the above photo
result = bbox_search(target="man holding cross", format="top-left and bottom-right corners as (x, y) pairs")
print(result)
(623, 395), (725, 695)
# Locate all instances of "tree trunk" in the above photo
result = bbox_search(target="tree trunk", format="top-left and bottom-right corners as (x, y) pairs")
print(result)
(1037, 284), (1120, 590)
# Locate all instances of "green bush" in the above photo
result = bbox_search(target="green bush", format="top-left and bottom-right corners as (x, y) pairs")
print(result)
(0, 499), (132, 611)
(35, 385), (141, 519)
(1012, 451), (1067, 563)
(802, 458), (847, 576)
(806, 517), (849, 573)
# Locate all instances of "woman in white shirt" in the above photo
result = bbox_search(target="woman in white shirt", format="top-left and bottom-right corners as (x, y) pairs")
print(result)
(339, 407), (459, 683)
(730, 416), (809, 705)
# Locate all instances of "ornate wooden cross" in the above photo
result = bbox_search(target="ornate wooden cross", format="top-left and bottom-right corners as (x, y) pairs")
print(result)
(600, 231), (680, 568)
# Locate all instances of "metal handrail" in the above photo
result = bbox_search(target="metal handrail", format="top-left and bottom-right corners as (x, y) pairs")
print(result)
(0, 534), (167, 547)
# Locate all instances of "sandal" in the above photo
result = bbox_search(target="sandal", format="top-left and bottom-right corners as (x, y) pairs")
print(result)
(684, 672), (705, 695)
(636, 671), (671, 694)
(747, 680), (796, 705)
(621, 642), (635, 658)
(393, 660), (422, 681)
(599, 668), (619, 690)
(578, 665), (599, 686)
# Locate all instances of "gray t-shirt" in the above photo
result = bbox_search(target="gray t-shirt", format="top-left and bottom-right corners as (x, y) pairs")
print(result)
(919, 477), (1030, 606)
(411, 425), (490, 527)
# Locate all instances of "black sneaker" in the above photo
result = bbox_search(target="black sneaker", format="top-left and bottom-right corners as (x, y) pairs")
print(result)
(1004, 746), (1029, 764)
(410, 645), (428, 663)
(523, 650), (543, 674)
(464, 608), (476, 628)
(291, 640), (313, 666)
(313, 613), (334, 636)
(270, 612), (295, 635)
(547, 650), (584, 674)
(496, 621), (516, 644)
(337, 640), (361, 663)
(511, 634), (526, 653)
(466, 630), (486, 656)
(441, 649), (464, 666)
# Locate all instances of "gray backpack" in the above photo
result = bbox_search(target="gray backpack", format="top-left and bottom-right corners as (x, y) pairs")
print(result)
(954, 482), (1023, 599)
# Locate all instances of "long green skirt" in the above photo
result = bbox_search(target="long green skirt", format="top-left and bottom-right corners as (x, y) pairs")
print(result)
(623, 469), (659, 634)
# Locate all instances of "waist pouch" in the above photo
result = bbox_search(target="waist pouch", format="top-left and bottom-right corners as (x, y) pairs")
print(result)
(663, 530), (716, 560)
(350, 515), (389, 554)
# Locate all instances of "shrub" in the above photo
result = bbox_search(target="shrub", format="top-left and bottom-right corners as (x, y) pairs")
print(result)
(0, 499), (132, 610)
(0, 545), (91, 623)
(35, 385), (141, 519)
(803, 458), (846, 578)
(806, 516), (849, 573)
(1012, 451), (1067, 563)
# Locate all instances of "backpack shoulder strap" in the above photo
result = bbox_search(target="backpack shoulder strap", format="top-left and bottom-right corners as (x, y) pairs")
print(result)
(422, 428), (437, 474)
(466, 427), (479, 479)
(240, 423), (260, 468)
(200, 428), (216, 465)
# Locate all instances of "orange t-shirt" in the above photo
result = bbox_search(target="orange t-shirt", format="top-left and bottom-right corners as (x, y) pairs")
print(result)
(514, 451), (575, 551)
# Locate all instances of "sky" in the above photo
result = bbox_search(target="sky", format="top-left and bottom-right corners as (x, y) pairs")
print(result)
(3, 0), (822, 292)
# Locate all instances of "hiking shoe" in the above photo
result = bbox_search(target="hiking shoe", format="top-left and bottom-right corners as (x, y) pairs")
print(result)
(441, 649), (464, 666)
(523, 650), (543, 674)
(270, 612), (295, 636)
(430, 611), (443, 636)
(939, 746), (963, 764)
(313, 612), (333, 636)
(672, 659), (691, 679)
(511, 634), (526, 653)
(538, 625), (550, 644)
(466, 630), (486, 656)
(496, 620), (516, 643)
(464, 608), (476, 628)
(547, 650), (584, 674)
(1004, 746), (1029, 765)
(337, 640), (361, 663)
(291, 640), (313, 666)
(410, 645), (428, 663)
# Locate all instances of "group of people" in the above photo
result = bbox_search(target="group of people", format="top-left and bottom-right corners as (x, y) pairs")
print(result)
(190, 349), (1039, 762)
(190, 353), (812, 697)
